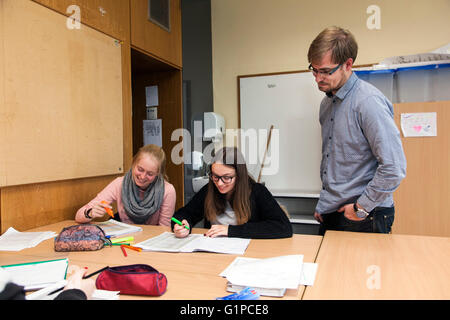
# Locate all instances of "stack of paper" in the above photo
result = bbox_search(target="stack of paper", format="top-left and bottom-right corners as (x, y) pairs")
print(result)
(0, 227), (57, 251)
(135, 232), (251, 255)
(220, 255), (318, 297)
(93, 219), (142, 238)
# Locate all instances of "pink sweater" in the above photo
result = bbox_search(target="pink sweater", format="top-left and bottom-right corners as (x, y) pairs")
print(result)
(76, 177), (176, 226)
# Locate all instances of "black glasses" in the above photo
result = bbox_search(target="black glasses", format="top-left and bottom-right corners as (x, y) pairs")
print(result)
(209, 173), (235, 184)
(308, 63), (342, 77)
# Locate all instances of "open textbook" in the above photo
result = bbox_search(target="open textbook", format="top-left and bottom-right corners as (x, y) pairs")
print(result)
(135, 232), (251, 255)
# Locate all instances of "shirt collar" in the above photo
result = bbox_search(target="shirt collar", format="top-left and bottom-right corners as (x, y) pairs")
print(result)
(329, 72), (358, 100)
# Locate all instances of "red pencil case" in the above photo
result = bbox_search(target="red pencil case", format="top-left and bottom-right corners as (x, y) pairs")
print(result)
(95, 264), (168, 296)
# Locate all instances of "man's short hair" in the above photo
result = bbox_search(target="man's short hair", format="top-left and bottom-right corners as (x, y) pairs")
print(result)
(308, 26), (358, 65)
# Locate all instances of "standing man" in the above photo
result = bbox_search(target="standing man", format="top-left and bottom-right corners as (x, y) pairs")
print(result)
(308, 26), (406, 235)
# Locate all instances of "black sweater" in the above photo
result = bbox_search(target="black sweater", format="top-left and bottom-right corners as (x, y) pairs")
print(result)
(172, 181), (293, 239)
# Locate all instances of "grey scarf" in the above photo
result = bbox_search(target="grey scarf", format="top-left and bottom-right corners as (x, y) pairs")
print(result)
(121, 169), (165, 224)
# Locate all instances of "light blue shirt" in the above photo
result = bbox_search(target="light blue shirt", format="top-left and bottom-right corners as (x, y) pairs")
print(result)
(315, 72), (406, 214)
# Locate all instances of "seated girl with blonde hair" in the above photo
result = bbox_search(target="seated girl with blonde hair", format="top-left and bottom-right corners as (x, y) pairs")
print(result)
(76, 144), (176, 225)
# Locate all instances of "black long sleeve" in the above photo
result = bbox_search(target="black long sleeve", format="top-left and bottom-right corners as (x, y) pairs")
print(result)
(172, 182), (292, 239)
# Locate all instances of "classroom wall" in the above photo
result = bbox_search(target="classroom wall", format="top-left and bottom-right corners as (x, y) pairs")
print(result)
(211, 0), (450, 130)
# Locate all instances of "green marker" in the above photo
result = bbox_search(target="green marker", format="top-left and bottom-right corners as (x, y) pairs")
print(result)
(171, 217), (190, 230)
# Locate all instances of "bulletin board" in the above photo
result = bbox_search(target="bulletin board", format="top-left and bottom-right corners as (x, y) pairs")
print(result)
(238, 71), (324, 197)
(0, 0), (124, 187)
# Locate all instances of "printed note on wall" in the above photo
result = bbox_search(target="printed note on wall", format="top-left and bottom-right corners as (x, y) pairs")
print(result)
(400, 112), (437, 137)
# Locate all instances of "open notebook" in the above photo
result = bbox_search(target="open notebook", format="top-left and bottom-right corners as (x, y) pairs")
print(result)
(135, 232), (251, 255)
(1, 258), (68, 291)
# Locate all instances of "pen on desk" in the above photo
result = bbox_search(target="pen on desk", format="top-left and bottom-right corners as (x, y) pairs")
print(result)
(104, 242), (130, 247)
(83, 266), (109, 279)
(121, 244), (142, 252)
(101, 201), (115, 218)
(171, 217), (190, 230)
(120, 245), (128, 257)
(111, 236), (134, 244)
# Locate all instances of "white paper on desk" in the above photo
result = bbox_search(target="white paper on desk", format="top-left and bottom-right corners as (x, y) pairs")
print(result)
(222, 255), (303, 289)
(0, 227), (57, 251)
(401, 112), (437, 137)
(135, 232), (251, 255)
(220, 257), (317, 286)
(143, 119), (162, 147)
(136, 232), (200, 252)
(1, 258), (68, 291)
(299, 262), (318, 286)
(94, 219), (142, 238)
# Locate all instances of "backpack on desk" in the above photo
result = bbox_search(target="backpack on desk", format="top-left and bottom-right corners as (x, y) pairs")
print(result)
(54, 224), (110, 252)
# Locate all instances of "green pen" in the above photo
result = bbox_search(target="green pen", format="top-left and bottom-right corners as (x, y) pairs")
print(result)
(171, 217), (190, 230)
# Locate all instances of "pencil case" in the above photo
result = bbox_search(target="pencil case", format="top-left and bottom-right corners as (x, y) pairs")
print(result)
(95, 264), (168, 296)
(54, 224), (110, 252)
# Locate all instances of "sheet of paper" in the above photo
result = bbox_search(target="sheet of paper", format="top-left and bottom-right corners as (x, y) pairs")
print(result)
(145, 85), (159, 107)
(299, 262), (318, 286)
(143, 119), (162, 147)
(94, 219), (142, 238)
(223, 255), (303, 289)
(0, 227), (57, 251)
(401, 112), (437, 137)
(135, 232), (251, 255)
(1, 258), (68, 291)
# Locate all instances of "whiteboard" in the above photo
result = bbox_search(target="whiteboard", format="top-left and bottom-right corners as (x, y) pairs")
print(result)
(239, 71), (325, 197)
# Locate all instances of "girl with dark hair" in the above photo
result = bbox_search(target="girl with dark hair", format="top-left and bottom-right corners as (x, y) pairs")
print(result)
(172, 147), (292, 239)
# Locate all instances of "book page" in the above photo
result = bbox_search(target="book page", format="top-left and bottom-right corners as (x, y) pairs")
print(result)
(135, 232), (201, 252)
(1, 258), (68, 291)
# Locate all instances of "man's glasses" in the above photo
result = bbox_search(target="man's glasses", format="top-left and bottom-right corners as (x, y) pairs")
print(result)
(209, 173), (235, 184)
(308, 63), (342, 77)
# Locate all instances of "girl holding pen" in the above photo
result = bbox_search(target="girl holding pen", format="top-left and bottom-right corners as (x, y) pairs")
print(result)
(172, 147), (292, 239)
(75, 144), (176, 226)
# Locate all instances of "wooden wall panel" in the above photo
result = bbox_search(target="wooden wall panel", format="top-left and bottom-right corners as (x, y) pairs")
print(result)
(0, 175), (117, 232)
(131, 0), (182, 68)
(1, 0), (124, 187)
(32, 0), (130, 41)
(393, 101), (450, 237)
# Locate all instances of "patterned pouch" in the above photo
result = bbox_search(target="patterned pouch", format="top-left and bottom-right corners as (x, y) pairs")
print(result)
(54, 224), (110, 252)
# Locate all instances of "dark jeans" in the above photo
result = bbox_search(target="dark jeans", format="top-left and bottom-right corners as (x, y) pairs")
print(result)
(318, 206), (395, 236)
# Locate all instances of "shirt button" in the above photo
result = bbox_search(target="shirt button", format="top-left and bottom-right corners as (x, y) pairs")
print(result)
(331, 118), (334, 121)
(329, 136), (332, 139)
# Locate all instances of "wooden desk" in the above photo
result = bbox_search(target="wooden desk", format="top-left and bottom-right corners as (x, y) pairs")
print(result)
(302, 230), (450, 300)
(1, 220), (323, 300)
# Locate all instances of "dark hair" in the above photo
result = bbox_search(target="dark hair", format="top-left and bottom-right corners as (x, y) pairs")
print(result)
(204, 147), (254, 224)
(308, 26), (358, 65)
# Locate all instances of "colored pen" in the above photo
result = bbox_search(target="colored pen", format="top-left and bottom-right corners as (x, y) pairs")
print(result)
(121, 244), (142, 252)
(105, 243), (130, 246)
(171, 217), (190, 230)
(111, 236), (134, 244)
(101, 201), (115, 218)
(120, 245), (128, 257)
(83, 266), (109, 279)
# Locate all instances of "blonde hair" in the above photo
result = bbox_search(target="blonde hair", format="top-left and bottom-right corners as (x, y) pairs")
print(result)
(308, 26), (358, 65)
(132, 144), (169, 181)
